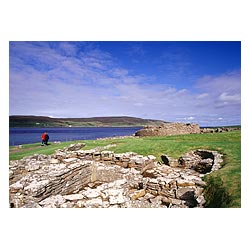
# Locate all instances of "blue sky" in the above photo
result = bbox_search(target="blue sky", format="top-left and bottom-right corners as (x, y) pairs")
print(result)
(9, 41), (241, 126)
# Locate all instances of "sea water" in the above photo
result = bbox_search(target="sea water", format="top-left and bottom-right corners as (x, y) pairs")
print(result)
(9, 127), (142, 146)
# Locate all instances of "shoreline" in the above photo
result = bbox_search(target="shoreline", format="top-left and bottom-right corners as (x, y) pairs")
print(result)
(9, 127), (142, 147)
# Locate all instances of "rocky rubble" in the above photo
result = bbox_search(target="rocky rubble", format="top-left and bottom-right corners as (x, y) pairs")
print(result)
(9, 143), (223, 208)
(200, 126), (240, 133)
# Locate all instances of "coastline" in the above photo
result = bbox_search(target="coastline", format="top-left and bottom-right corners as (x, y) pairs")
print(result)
(9, 127), (142, 146)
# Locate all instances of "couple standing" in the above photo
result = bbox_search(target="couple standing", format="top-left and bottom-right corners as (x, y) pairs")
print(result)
(41, 132), (49, 146)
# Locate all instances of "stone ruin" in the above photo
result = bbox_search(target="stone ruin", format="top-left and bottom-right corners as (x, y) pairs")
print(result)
(135, 122), (241, 137)
(9, 143), (223, 208)
(135, 122), (201, 137)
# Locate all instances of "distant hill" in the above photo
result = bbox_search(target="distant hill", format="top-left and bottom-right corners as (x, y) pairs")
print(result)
(9, 115), (168, 127)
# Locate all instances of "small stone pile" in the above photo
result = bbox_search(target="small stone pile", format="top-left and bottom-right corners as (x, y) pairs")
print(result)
(9, 143), (223, 208)
(135, 122), (200, 137)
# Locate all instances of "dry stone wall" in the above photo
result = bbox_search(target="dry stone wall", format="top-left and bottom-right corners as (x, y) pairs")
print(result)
(135, 122), (200, 137)
(9, 143), (223, 208)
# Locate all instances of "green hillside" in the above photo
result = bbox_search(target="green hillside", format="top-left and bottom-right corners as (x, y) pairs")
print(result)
(9, 115), (167, 127)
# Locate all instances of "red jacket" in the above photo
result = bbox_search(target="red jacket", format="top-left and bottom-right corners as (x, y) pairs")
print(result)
(41, 133), (46, 140)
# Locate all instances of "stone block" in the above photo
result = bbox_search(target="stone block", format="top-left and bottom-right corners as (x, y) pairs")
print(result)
(63, 194), (84, 200)
(176, 178), (195, 187)
(131, 189), (146, 200)
(84, 198), (103, 207)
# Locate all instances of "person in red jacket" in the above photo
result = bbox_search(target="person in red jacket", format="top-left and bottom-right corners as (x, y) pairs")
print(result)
(41, 132), (46, 146)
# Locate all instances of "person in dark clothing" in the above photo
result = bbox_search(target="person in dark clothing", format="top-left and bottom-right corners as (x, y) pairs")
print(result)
(44, 132), (49, 145)
(41, 132), (49, 146)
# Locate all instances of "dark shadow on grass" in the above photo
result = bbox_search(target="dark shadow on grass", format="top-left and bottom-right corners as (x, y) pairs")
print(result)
(203, 175), (232, 208)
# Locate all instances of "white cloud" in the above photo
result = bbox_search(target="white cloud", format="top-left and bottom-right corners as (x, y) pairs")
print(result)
(197, 93), (209, 99)
(58, 42), (78, 56)
(219, 92), (241, 103)
(182, 116), (195, 121)
(111, 68), (128, 77)
(195, 71), (240, 95)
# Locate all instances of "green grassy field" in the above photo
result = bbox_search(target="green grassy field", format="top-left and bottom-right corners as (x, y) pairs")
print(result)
(9, 130), (241, 207)
(9, 140), (87, 161)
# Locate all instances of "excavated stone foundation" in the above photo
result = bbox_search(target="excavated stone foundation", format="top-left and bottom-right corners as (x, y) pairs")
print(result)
(9, 143), (223, 208)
